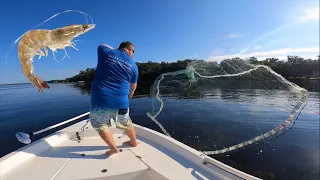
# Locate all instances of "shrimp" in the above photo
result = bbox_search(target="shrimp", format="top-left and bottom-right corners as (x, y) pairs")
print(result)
(17, 24), (95, 93)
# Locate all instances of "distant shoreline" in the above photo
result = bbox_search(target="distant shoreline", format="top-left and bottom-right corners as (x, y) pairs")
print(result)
(0, 82), (76, 86)
(0, 83), (31, 86)
(1, 77), (319, 86)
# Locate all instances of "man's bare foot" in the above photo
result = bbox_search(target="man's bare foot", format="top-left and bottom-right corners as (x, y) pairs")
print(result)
(107, 148), (120, 156)
(123, 140), (139, 147)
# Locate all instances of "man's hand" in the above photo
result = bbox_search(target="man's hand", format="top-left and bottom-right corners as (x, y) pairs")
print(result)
(129, 91), (134, 99)
(129, 83), (137, 99)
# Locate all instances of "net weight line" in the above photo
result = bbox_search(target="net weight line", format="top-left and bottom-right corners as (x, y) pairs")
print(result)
(214, 99), (309, 157)
(201, 93), (308, 155)
(146, 64), (309, 155)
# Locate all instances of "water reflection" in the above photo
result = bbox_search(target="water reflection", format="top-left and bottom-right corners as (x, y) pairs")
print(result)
(69, 79), (318, 97)
(71, 83), (91, 95)
(69, 80), (318, 118)
(290, 79), (320, 92)
(71, 81), (154, 97)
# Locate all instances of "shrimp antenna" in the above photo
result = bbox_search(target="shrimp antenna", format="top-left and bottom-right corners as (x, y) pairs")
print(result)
(5, 9), (94, 65)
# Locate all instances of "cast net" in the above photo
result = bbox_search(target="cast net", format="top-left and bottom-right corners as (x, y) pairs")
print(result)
(146, 58), (308, 155)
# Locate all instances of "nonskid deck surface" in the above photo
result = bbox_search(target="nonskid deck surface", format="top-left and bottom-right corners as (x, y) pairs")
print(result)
(0, 120), (260, 180)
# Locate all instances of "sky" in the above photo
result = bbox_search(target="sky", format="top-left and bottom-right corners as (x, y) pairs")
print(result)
(0, 0), (319, 84)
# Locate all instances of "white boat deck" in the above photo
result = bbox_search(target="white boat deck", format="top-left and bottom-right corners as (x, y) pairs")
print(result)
(0, 119), (261, 180)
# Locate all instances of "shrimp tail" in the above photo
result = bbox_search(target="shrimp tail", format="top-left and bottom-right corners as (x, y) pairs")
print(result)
(27, 74), (50, 93)
(20, 60), (50, 93)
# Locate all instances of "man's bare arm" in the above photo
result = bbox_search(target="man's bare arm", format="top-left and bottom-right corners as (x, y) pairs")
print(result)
(129, 83), (137, 99)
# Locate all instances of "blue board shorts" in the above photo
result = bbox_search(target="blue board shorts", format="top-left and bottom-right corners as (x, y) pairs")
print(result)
(89, 108), (133, 132)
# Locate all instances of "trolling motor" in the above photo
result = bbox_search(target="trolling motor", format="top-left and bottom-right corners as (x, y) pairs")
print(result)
(15, 112), (90, 144)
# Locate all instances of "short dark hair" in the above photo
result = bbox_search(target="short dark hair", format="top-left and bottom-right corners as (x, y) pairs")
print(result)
(118, 41), (134, 49)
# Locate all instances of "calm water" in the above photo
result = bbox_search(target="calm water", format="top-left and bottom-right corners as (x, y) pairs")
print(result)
(0, 82), (319, 180)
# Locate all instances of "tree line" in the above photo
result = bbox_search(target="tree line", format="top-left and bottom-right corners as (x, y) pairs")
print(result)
(48, 55), (319, 85)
